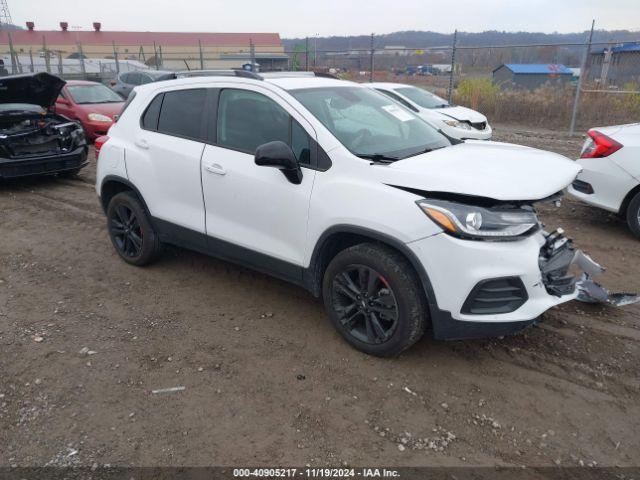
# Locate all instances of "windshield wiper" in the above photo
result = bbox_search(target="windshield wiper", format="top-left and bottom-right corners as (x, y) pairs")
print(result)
(356, 153), (400, 164)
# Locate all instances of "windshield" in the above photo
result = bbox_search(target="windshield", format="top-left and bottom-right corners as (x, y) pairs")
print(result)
(67, 84), (124, 104)
(396, 87), (449, 109)
(290, 86), (450, 160)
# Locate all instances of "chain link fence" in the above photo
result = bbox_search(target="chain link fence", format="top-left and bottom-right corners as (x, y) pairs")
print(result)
(3, 33), (639, 132)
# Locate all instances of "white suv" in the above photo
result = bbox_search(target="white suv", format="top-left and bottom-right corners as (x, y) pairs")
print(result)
(96, 71), (589, 357)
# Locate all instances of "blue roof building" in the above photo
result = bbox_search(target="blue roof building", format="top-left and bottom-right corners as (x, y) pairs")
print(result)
(492, 63), (574, 90)
(588, 42), (640, 86)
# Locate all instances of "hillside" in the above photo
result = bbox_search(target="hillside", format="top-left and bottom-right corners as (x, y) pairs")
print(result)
(284, 29), (640, 51)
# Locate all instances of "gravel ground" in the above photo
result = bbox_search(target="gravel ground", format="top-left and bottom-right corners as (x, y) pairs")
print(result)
(1, 124), (639, 468)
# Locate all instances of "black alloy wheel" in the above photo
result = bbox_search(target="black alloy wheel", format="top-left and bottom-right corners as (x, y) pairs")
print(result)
(331, 265), (399, 344)
(109, 204), (143, 258)
(106, 191), (162, 266)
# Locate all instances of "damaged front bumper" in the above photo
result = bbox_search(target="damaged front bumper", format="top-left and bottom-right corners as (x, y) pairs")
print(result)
(539, 228), (639, 307)
(407, 228), (638, 340)
(0, 145), (88, 179)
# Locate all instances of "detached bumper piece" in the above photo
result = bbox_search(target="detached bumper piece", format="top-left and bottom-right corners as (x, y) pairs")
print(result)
(540, 228), (640, 307)
(539, 228), (576, 296)
(0, 147), (88, 179)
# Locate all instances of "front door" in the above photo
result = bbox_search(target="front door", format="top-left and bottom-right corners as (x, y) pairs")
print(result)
(200, 86), (317, 280)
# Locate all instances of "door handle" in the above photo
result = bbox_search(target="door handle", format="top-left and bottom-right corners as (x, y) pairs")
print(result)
(134, 138), (149, 150)
(205, 163), (226, 175)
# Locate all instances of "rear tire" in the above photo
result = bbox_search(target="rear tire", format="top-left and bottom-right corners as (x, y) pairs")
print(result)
(106, 191), (162, 266)
(626, 192), (640, 239)
(322, 243), (428, 357)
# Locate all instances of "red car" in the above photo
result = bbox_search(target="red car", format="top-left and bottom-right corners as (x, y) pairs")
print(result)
(54, 80), (125, 141)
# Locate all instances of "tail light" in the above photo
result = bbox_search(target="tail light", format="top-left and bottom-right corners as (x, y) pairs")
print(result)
(580, 130), (623, 159)
(94, 135), (109, 159)
(109, 79), (117, 86)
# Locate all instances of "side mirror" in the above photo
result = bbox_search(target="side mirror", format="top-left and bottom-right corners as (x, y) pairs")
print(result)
(254, 141), (303, 184)
(56, 97), (70, 106)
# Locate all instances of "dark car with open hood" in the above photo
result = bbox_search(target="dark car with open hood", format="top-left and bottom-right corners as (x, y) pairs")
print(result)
(0, 72), (88, 179)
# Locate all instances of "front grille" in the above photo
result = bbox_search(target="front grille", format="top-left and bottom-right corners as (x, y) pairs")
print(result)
(470, 121), (487, 130)
(571, 179), (594, 194)
(461, 277), (528, 315)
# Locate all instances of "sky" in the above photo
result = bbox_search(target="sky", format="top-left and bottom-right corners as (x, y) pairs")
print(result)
(9, 0), (640, 37)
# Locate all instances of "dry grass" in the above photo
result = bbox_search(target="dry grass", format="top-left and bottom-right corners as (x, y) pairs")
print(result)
(347, 71), (640, 131)
(454, 78), (640, 130)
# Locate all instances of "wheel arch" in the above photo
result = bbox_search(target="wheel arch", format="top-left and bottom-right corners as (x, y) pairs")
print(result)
(619, 183), (640, 216)
(100, 175), (151, 216)
(304, 225), (444, 318)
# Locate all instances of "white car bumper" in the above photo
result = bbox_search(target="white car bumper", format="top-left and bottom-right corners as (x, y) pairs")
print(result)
(407, 230), (577, 338)
(567, 157), (639, 213)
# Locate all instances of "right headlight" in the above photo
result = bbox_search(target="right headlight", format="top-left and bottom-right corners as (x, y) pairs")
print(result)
(417, 199), (539, 240)
(442, 119), (471, 130)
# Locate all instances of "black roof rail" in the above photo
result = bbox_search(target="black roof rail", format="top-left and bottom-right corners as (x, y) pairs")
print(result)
(313, 72), (339, 79)
(173, 69), (263, 80)
(230, 69), (263, 80)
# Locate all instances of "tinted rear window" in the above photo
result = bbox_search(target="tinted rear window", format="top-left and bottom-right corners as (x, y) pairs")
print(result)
(157, 89), (207, 140)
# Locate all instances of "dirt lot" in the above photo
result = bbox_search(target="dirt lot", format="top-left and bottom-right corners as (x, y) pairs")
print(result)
(1, 125), (639, 469)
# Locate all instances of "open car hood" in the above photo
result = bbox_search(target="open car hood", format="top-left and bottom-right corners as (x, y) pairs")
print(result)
(376, 141), (581, 202)
(0, 72), (66, 109)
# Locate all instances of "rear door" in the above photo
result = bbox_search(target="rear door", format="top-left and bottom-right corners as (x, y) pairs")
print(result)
(125, 87), (211, 248)
(200, 85), (317, 277)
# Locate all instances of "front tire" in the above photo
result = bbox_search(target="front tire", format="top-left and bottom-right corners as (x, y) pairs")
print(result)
(626, 192), (640, 239)
(106, 191), (162, 266)
(322, 243), (428, 357)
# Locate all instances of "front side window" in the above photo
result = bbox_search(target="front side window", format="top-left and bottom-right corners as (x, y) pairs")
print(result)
(395, 86), (449, 109)
(291, 86), (450, 160)
(67, 84), (124, 104)
(217, 89), (289, 154)
(216, 89), (314, 166)
(157, 89), (207, 140)
(377, 88), (418, 112)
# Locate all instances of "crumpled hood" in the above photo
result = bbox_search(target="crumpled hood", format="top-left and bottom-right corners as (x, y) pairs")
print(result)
(438, 105), (487, 123)
(376, 141), (581, 201)
(0, 72), (66, 109)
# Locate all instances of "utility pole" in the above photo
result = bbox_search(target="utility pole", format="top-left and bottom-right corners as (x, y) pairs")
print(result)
(448, 30), (457, 103)
(314, 33), (318, 67)
(249, 38), (256, 71)
(305, 37), (309, 71)
(369, 33), (375, 82)
(112, 40), (120, 74)
(570, 19), (595, 135)
(153, 41), (159, 69)
(7, 31), (16, 73)
(198, 39), (204, 70)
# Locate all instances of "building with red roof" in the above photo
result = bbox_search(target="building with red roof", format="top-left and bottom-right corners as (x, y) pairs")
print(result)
(1, 22), (288, 71)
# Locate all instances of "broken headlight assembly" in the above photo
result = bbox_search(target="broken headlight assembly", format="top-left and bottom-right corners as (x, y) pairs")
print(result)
(416, 199), (539, 240)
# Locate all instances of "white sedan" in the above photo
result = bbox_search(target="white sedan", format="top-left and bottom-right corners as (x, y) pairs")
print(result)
(367, 82), (492, 140)
(568, 123), (640, 238)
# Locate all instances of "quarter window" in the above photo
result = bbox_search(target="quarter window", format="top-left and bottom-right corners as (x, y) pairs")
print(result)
(157, 89), (207, 140)
(141, 93), (163, 130)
